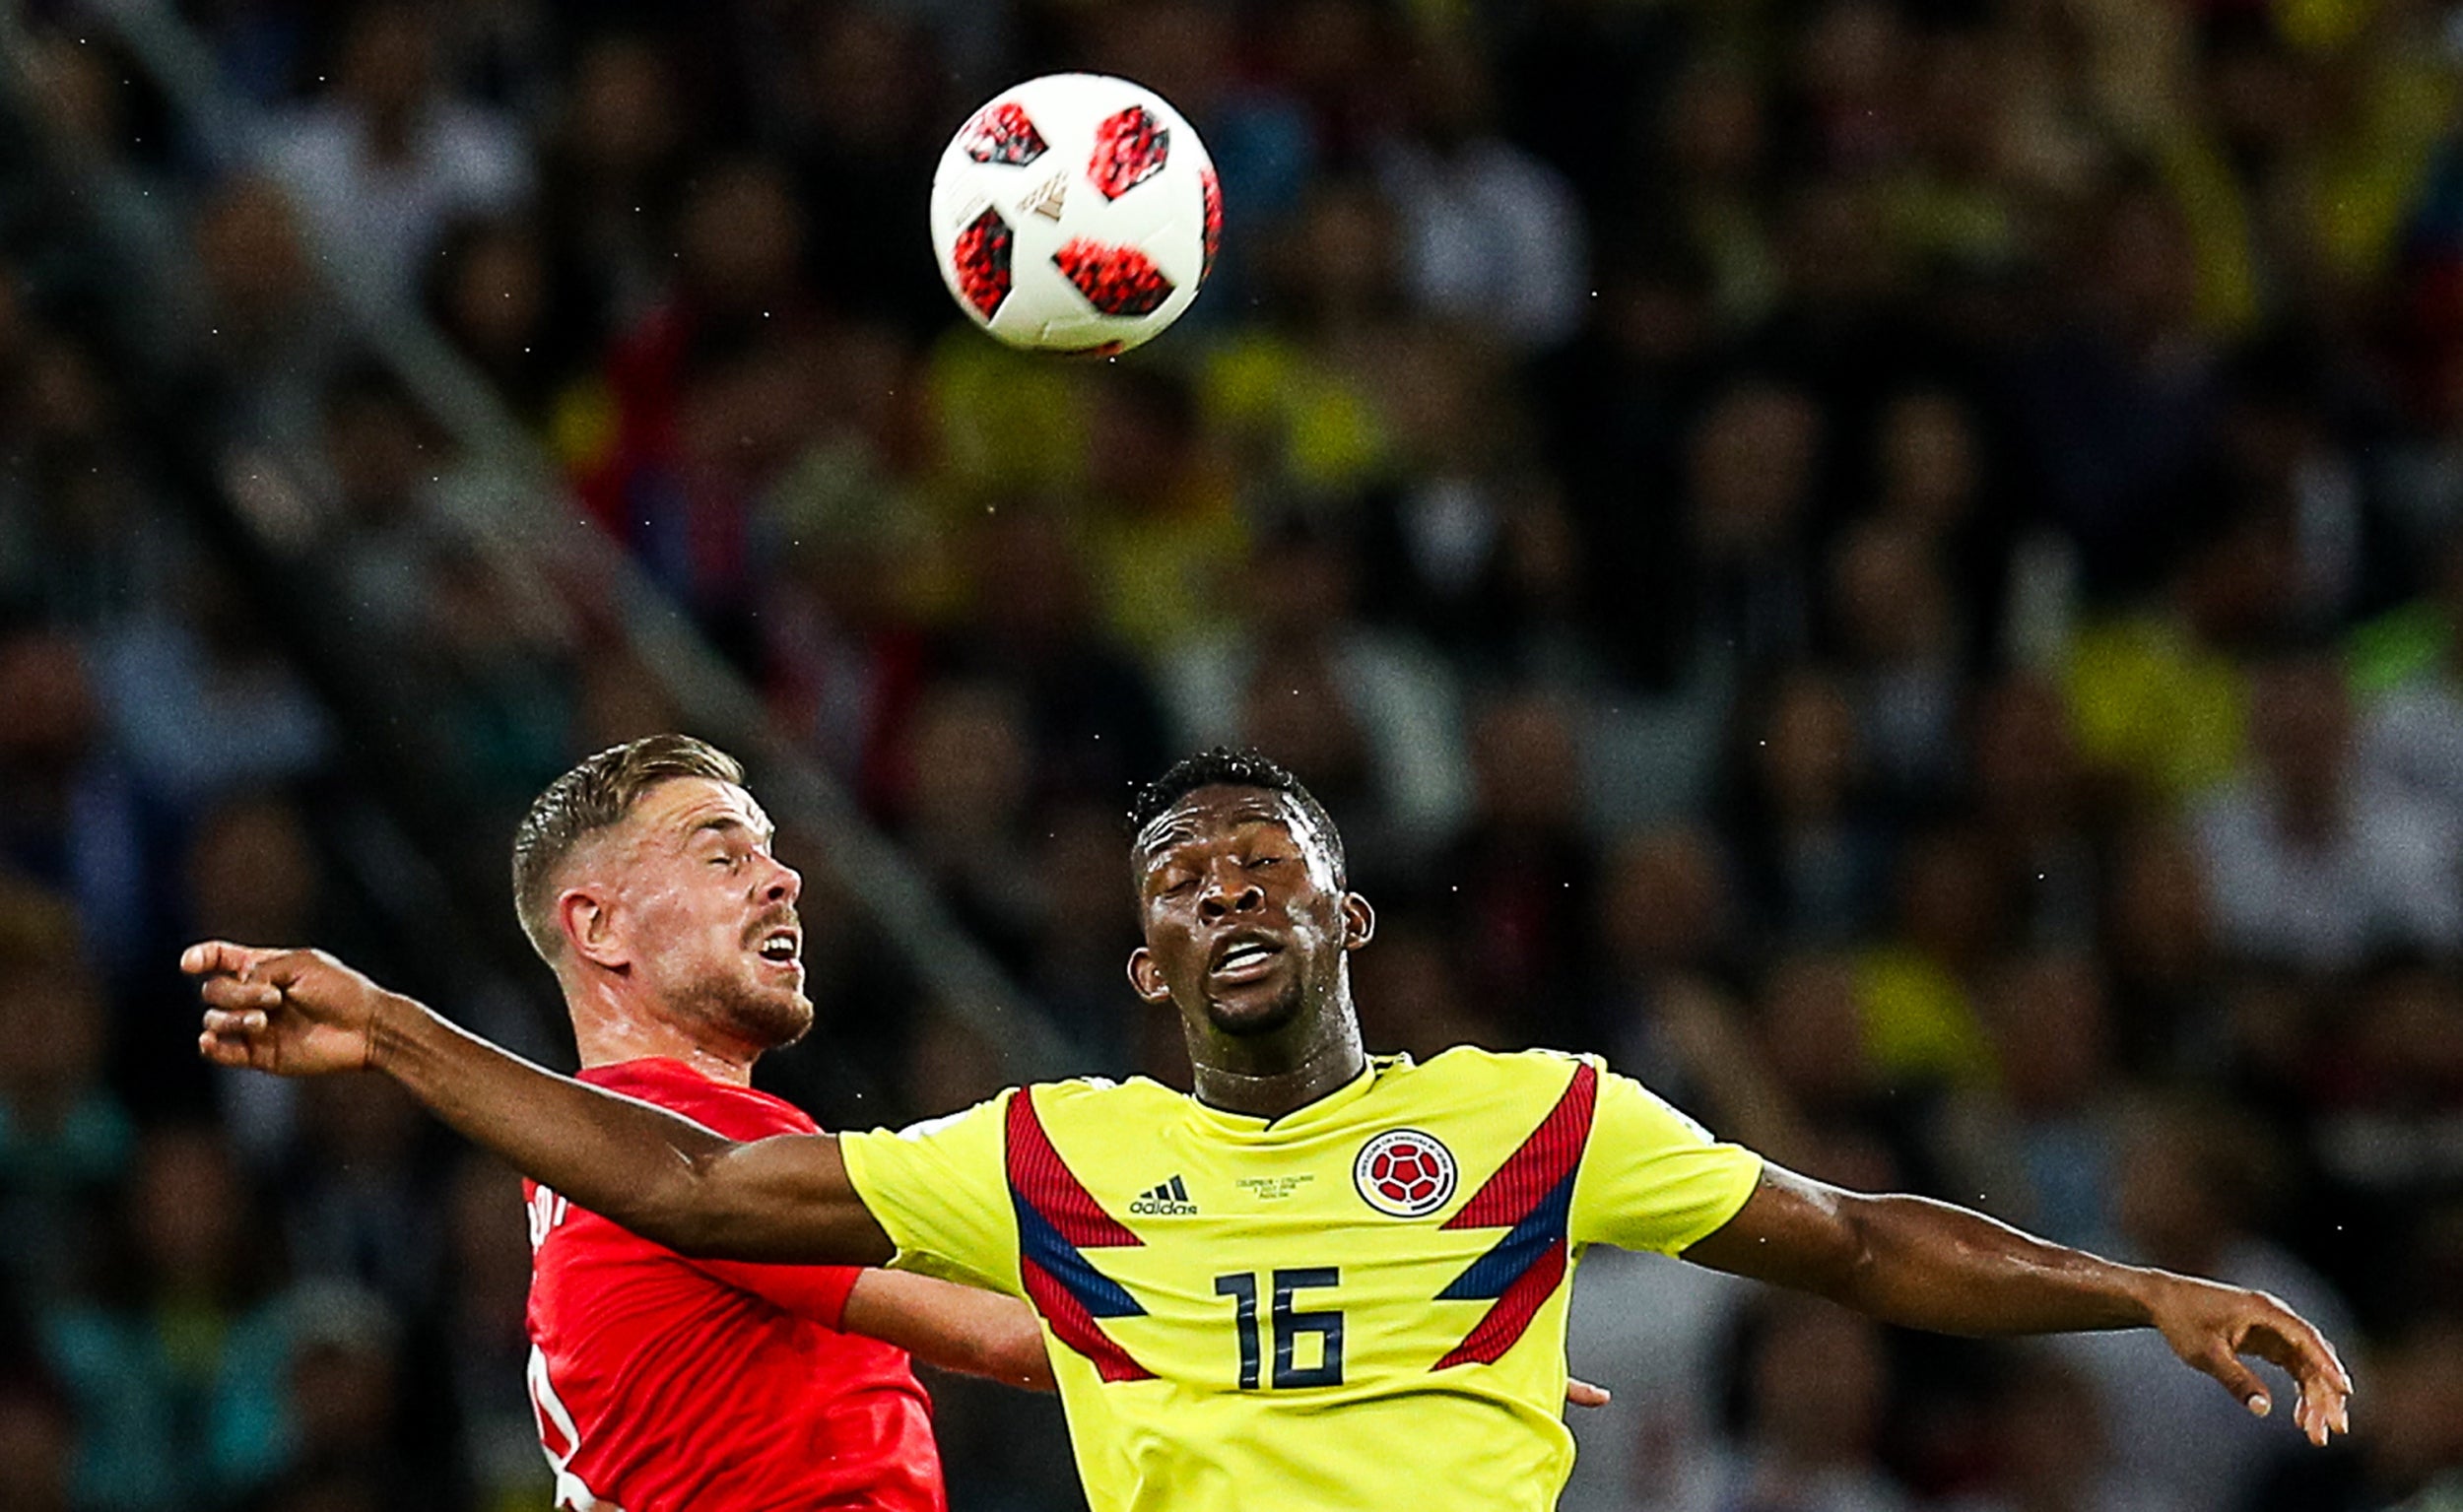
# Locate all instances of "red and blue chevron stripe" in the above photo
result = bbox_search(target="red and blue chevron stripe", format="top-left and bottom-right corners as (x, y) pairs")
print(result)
(1006, 1089), (1154, 1382)
(1431, 1061), (1599, 1370)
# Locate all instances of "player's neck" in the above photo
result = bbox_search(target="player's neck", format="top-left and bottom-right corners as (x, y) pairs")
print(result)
(1186, 1007), (1366, 1119)
(567, 988), (760, 1085)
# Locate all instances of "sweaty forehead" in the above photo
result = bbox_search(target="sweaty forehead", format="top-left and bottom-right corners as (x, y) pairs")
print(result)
(1136, 786), (1319, 861)
(632, 776), (772, 845)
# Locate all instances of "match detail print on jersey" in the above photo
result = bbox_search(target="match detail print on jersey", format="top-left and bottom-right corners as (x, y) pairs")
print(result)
(1432, 1061), (1600, 1369)
(1006, 1087), (1156, 1382)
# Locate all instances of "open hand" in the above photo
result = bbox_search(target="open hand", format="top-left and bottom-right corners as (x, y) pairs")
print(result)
(184, 941), (390, 1078)
(2147, 1274), (2352, 1446)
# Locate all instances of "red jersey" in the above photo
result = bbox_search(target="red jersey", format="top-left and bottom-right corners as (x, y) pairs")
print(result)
(523, 1058), (944, 1511)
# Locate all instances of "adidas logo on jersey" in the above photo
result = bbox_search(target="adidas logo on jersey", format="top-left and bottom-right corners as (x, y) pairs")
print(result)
(1128, 1175), (1197, 1216)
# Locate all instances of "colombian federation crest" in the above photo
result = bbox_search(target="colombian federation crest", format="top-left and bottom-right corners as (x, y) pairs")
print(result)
(1354, 1129), (1458, 1217)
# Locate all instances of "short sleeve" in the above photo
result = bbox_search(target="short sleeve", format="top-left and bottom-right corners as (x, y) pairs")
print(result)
(838, 1092), (1024, 1297)
(682, 1256), (862, 1328)
(1569, 1066), (1764, 1255)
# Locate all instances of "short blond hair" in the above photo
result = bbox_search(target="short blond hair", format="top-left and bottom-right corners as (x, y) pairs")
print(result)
(510, 735), (745, 962)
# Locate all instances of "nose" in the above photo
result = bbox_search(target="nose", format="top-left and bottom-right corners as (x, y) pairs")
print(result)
(759, 854), (802, 907)
(1198, 871), (1263, 922)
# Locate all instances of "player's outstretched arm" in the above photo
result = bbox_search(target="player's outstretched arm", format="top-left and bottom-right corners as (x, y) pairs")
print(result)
(842, 1273), (1056, 1391)
(1680, 1164), (2353, 1446)
(186, 941), (895, 1267)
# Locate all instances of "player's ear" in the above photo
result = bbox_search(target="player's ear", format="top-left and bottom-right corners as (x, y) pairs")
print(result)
(1125, 946), (1173, 1006)
(561, 887), (627, 970)
(1341, 891), (1374, 952)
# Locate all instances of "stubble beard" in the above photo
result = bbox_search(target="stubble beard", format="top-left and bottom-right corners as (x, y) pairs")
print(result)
(676, 969), (815, 1051)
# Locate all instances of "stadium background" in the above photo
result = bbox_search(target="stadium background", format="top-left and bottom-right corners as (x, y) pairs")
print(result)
(2, 0), (2462, 1507)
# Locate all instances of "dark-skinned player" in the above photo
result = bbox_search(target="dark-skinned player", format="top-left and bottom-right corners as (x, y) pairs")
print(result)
(187, 747), (2351, 1512)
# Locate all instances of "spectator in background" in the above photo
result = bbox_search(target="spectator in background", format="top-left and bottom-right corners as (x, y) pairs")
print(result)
(271, 1282), (434, 1511)
(37, 1126), (295, 1511)
(1868, 389), (2017, 669)
(255, 1), (530, 304)
(279, 1077), (443, 1323)
(1165, 514), (1470, 865)
(2098, 823), (2224, 1076)
(1688, 1294), (1911, 1512)
(1826, 516), (1964, 805)
(779, 7), (953, 336)
(1081, 0), (1318, 309)
(940, 506), (1169, 809)
(1932, 952), (2129, 1255)
(1073, 368), (1248, 661)
(0, 627), (151, 978)
(1854, 824), (2004, 1090)
(1688, 380), (1827, 675)
(564, 157), (821, 630)
(1345, 914), (1508, 1063)
(535, 33), (693, 347)
(1375, 31), (1588, 350)
(1939, 1348), (2177, 1512)
(423, 218), (585, 431)
(89, 567), (332, 815)
(2197, 652), (2463, 972)
(305, 366), (450, 649)
(0, 884), (133, 1301)
(891, 681), (1042, 973)
(1016, 803), (1150, 1076)
(1723, 669), (1888, 948)
(1433, 690), (1599, 1047)
(1752, 953), (1909, 1191)
(2062, 503), (2294, 807)
(1966, 672), (2101, 947)
(1584, 823), (1739, 1087)
(188, 176), (345, 453)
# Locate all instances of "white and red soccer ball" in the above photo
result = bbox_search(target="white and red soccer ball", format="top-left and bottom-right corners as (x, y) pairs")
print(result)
(930, 73), (1219, 355)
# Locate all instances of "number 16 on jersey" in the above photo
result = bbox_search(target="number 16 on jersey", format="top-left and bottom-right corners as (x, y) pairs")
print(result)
(1215, 1269), (1344, 1390)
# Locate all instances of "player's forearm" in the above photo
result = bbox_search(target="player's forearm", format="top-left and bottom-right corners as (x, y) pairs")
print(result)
(367, 992), (888, 1264)
(1827, 1191), (2159, 1335)
(842, 1272), (1056, 1391)
(368, 992), (732, 1230)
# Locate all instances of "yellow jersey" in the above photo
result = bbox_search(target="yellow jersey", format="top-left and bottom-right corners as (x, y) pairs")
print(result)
(837, 1047), (1763, 1512)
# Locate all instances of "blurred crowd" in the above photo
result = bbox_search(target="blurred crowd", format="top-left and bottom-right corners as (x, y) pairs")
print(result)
(5, 0), (2463, 1508)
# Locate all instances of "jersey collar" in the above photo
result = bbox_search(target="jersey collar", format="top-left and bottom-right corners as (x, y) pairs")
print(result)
(1183, 1054), (1408, 1143)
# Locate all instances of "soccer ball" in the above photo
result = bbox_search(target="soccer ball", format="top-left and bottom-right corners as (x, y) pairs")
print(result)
(929, 74), (1219, 355)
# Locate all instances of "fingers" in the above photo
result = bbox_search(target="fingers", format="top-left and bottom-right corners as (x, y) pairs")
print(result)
(198, 1011), (273, 1069)
(191, 945), (282, 1073)
(2198, 1341), (2275, 1421)
(1565, 1378), (1612, 1410)
(181, 940), (275, 978)
(2197, 1304), (2355, 1448)
(198, 975), (282, 1014)
(2239, 1301), (2354, 1447)
(198, 1026), (258, 1068)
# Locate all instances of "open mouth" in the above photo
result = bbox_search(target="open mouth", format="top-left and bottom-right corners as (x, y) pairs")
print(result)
(1208, 935), (1283, 984)
(755, 927), (802, 967)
